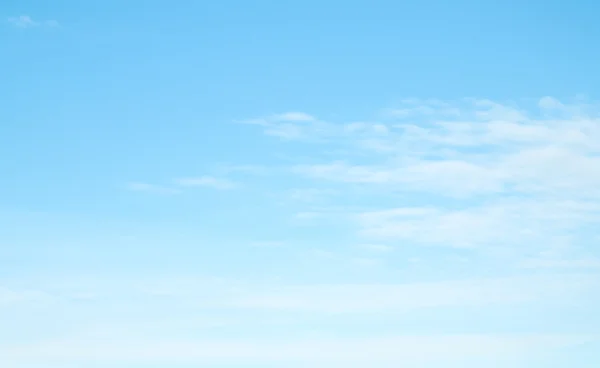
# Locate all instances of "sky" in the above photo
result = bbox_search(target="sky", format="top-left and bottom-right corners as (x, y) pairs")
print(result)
(1, 0), (600, 367)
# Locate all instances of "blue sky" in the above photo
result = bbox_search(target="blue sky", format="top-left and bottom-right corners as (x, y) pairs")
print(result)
(1, 1), (600, 367)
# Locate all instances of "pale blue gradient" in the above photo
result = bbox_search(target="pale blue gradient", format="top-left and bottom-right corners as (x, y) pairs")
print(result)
(1, 1), (600, 367)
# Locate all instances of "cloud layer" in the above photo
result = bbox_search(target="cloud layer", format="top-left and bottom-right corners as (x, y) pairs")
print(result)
(244, 97), (600, 266)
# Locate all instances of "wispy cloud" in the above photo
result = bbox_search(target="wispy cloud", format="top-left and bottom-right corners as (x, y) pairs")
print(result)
(355, 199), (600, 251)
(7, 15), (58, 28)
(247, 97), (600, 263)
(241, 112), (388, 142)
(77, 97), (600, 367)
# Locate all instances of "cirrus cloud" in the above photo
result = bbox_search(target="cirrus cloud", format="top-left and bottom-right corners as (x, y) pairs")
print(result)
(248, 97), (600, 263)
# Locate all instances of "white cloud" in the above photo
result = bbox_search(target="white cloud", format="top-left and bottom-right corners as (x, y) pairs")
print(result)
(245, 97), (600, 260)
(174, 176), (237, 190)
(539, 96), (564, 110)
(265, 122), (306, 139)
(355, 199), (600, 250)
(241, 112), (392, 142)
(7, 15), (58, 28)
(293, 107), (600, 198)
(344, 122), (390, 134)
(295, 160), (503, 196)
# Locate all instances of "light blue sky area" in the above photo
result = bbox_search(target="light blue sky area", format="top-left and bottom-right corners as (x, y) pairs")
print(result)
(2, 1), (600, 367)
